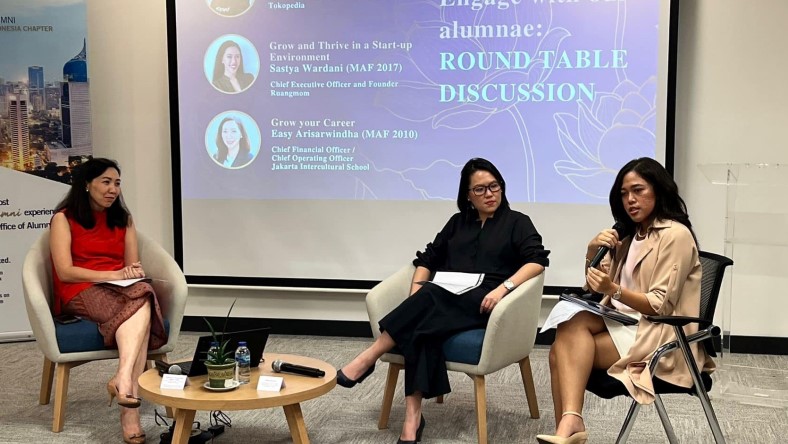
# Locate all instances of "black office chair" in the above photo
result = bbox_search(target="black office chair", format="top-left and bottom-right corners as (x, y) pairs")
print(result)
(585, 251), (733, 444)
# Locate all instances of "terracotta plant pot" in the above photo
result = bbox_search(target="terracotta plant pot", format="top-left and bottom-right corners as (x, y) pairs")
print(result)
(205, 362), (235, 388)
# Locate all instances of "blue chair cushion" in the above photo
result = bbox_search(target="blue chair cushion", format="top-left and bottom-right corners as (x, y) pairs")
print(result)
(442, 329), (485, 365)
(55, 318), (170, 353)
(389, 328), (486, 365)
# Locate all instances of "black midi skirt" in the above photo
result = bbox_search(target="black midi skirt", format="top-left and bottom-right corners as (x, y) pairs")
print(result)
(378, 281), (494, 399)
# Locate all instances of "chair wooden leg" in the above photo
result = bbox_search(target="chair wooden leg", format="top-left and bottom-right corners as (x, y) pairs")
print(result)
(52, 362), (75, 432)
(40, 357), (55, 405)
(378, 363), (402, 430)
(436, 395), (444, 404)
(518, 356), (540, 419)
(472, 375), (487, 444)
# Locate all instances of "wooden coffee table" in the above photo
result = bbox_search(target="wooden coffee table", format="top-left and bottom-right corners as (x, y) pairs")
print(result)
(138, 352), (336, 444)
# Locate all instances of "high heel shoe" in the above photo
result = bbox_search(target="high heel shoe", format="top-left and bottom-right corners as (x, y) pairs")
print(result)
(336, 363), (376, 388)
(122, 431), (146, 444)
(535, 433), (587, 444)
(536, 411), (588, 444)
(396, 414), (425, 444)
(107, 382), (142, 408)
(120, 408), (146, 443)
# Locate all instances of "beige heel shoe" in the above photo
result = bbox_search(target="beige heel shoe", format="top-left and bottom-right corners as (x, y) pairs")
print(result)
(107, 381), (142, 408)
(536, 411), (588, 444)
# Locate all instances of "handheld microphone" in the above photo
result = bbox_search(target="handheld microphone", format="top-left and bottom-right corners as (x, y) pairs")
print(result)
(170, 365), (191, 385)
(588, 222), (629, 268)
(159, 362), (189, 385)
(271, 359), (325, 378)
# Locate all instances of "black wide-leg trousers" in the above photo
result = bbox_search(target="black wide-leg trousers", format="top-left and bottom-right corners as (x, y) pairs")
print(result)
(378, 282), (493, 399)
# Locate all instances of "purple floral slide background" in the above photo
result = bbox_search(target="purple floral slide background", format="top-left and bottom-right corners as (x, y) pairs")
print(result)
(176, 0), (663, 204)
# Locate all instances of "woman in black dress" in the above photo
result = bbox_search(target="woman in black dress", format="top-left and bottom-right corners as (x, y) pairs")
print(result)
(337, 158), (550, 443)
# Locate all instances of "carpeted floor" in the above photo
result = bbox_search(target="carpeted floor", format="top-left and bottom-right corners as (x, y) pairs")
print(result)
(0, 334), (786, 443)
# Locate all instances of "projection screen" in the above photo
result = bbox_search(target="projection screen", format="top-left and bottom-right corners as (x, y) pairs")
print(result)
(168, 0), (678, 289)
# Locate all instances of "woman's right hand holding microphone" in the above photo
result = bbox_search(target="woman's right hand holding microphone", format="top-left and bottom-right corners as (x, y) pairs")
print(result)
(587, 228), (621, 258)
(585, 228), (622, 291)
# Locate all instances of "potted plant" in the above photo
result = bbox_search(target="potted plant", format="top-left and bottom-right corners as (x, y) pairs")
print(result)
(203, 299), (237, 388)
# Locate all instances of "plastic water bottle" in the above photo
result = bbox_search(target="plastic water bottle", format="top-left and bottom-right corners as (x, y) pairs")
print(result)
(235, 341), (251, 384)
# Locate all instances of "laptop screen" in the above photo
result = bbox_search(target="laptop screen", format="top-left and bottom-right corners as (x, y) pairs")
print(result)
(184, 327), (271, 377)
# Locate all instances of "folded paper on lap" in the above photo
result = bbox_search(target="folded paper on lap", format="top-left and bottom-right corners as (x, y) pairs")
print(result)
(428, 272), (485, 295)
(98, 277), (151, 287)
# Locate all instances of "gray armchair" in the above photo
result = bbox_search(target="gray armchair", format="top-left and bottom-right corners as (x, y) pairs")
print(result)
(22, 231), (188, 432)
(366, 265), (544, 444)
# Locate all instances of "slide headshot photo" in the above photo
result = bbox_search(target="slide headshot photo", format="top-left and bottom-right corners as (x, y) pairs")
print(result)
(205, 111), (261, 169)
(204, 34), (259, 94)
(206, 0), (255, 18)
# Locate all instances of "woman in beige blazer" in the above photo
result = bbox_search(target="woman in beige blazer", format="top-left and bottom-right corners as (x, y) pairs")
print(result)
(537, 158), (714, 444)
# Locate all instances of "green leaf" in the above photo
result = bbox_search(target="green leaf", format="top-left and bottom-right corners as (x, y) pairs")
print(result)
(200, 299), (238, 365)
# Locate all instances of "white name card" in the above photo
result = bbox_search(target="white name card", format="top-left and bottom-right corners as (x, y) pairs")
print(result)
(257, 376), (285, 392)
(160, 374), (188, 390)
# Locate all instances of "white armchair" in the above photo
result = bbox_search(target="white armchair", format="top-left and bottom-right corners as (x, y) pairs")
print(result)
(366, 265), (544, 444)
(22, 231), (188, 432)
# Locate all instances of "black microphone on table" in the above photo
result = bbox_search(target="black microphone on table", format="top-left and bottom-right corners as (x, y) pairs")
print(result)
(588, 222), (629, 268)
(271, 359), (325, 378)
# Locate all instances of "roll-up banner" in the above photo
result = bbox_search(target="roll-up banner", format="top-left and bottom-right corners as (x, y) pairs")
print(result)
(0, 0), (93, 342)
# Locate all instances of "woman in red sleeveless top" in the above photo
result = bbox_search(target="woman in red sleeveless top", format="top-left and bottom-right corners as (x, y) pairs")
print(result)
(50, 158), (167, 444)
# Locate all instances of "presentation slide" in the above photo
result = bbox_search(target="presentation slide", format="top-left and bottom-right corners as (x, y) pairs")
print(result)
(171, 0), (675, 287)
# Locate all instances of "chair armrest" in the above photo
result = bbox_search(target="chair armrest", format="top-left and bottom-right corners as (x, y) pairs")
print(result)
(476, 272), (545, 374)
(365, 265), (415, 339)
(649, 324), (721, 372)
(138, 233), (188, 353)
(22, 233), (61, 362)
(645, 315), (710, 328)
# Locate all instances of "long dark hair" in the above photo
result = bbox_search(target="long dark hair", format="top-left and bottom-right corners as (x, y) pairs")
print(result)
(214, 117), (251, 164)
(609, 157), (696, 243)
(212, 40), (246, 83)
(55, 158), (130, 229)
(456, 157), (509, 218)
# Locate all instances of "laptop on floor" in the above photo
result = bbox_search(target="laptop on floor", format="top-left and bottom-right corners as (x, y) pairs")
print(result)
(156, 327), (271, 377)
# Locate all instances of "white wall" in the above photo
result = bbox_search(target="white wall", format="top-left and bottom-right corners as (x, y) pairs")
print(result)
(672, 0), (788, 337)
(87, 0), (788, 335)
(87, 0), (172, 248)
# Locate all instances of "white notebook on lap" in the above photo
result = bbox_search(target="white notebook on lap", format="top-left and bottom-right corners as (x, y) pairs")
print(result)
(428, 272), (485, 295)
(98, 277), (151, 287)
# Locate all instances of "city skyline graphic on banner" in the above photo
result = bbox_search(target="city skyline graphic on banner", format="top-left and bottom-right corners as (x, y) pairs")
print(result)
(0, 0), (92, 184)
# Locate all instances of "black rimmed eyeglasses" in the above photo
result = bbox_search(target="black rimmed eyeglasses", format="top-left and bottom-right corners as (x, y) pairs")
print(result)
(470, 182), (501, 196)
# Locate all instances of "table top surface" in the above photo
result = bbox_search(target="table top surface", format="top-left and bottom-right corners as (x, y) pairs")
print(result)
(138, 353), (337, 411)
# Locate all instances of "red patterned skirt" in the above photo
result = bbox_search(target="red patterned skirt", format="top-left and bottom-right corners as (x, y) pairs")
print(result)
(63, 282), (167, 350)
